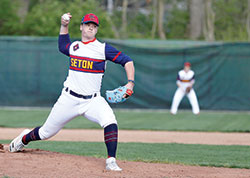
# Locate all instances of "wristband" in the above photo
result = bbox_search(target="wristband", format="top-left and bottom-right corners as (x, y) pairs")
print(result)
(128, 80), (135, 85)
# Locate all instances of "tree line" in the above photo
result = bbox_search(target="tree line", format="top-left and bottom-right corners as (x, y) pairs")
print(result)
(0, 0), (250, 41)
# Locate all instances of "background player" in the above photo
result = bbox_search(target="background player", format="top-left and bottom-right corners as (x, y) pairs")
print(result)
(9, 12), (135, 171)
(170, 62), (199, 115)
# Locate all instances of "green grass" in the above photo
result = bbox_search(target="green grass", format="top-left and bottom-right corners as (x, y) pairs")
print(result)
(1, 140), (250, 169)
(1, 108), (250, 132)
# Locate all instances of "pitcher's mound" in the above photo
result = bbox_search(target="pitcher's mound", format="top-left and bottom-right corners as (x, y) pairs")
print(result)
(0, 145), (249, 178)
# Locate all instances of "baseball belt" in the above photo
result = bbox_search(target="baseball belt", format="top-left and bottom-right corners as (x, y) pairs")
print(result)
(65, 87), (97, 99)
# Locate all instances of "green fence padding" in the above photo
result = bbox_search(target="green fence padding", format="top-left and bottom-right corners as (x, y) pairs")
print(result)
(0, 36), (249, 110)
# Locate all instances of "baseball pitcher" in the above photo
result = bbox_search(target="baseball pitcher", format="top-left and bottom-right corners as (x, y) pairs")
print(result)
(9, 12), (135, 171)
(170, 62), (200, 115)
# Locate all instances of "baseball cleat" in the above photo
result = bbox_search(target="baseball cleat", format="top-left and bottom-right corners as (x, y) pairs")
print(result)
(106, 157), (122, 171)
(9, 129), (31, 152)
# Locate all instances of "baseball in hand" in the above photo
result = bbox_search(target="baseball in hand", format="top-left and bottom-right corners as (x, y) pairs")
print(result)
(62, 14), (70, 21)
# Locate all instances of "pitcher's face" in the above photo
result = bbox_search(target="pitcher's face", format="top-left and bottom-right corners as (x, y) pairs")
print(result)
(80, 23), (98, 40)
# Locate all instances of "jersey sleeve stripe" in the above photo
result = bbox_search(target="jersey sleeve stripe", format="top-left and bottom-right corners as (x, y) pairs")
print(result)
(70, 55), (104, 62)
(112, 51), (121, 61)
(69, 66), (104, 73)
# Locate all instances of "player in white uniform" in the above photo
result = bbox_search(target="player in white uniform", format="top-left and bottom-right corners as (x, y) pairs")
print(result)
(9, 13), (135, 171)
(170, 62), (200, 115)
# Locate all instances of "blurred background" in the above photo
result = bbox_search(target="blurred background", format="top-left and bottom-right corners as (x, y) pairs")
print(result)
(0, 0), (250, 110)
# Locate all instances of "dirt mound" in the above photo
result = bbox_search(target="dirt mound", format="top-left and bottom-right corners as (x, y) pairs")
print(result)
(1, 144), (250, 178)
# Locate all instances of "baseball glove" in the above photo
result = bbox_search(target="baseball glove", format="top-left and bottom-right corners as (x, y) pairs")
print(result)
(186, 86), (192, 93)
(106, 86), (133, 103)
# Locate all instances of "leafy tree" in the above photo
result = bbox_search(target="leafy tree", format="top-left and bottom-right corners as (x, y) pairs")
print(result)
(166, 3), (189, 39)
(127, 12), (153, 38)
(20, 0), (115, 38)
(1, 0), (250, 41)
(214, 0), (248, 41)
(0, 0), (20, 35)
(21, 0), (64, 36)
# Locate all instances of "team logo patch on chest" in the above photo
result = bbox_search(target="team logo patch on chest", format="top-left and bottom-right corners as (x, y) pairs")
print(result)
(73, 44), (79, 51)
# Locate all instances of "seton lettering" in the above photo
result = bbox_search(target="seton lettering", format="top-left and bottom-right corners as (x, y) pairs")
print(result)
(70, 58), (93, 69)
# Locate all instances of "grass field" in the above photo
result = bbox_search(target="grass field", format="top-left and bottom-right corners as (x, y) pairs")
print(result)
(1, 139), (250, 169)
(1, 108), (250, 132)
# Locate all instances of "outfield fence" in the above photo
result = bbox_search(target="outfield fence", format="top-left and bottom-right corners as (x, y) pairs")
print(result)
(0, 36), (250, 110)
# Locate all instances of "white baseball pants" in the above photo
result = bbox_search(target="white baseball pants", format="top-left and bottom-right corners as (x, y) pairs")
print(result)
(170, 88), (200, 114)
(38, 88), (117, 140)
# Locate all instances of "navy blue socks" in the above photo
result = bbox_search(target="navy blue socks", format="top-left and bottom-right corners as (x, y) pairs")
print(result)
(22, 127), (41, 145)
(104, 124), (118, 158)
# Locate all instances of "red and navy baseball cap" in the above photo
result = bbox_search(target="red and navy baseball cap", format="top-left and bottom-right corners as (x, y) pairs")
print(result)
(184, 62), (191, 67)
(81, 13), (99, 26)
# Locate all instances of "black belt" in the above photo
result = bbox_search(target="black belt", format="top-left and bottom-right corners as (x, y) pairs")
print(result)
(65, 87), (97, 99)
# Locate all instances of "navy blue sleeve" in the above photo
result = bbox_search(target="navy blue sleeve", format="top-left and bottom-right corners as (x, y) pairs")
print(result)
(58, 34), (71, 56)
(177, 74), (180, 81)
(105, 43), (132, 67)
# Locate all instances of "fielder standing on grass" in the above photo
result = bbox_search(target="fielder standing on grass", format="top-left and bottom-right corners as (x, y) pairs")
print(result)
(170, 62), (200, 115)
(9, 12), (135, 171)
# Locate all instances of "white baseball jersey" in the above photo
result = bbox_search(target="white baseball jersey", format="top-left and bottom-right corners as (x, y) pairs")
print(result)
(176, 70), (195, 90)
(59, 34), (132, 95)
(64, 40), (105, 95)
